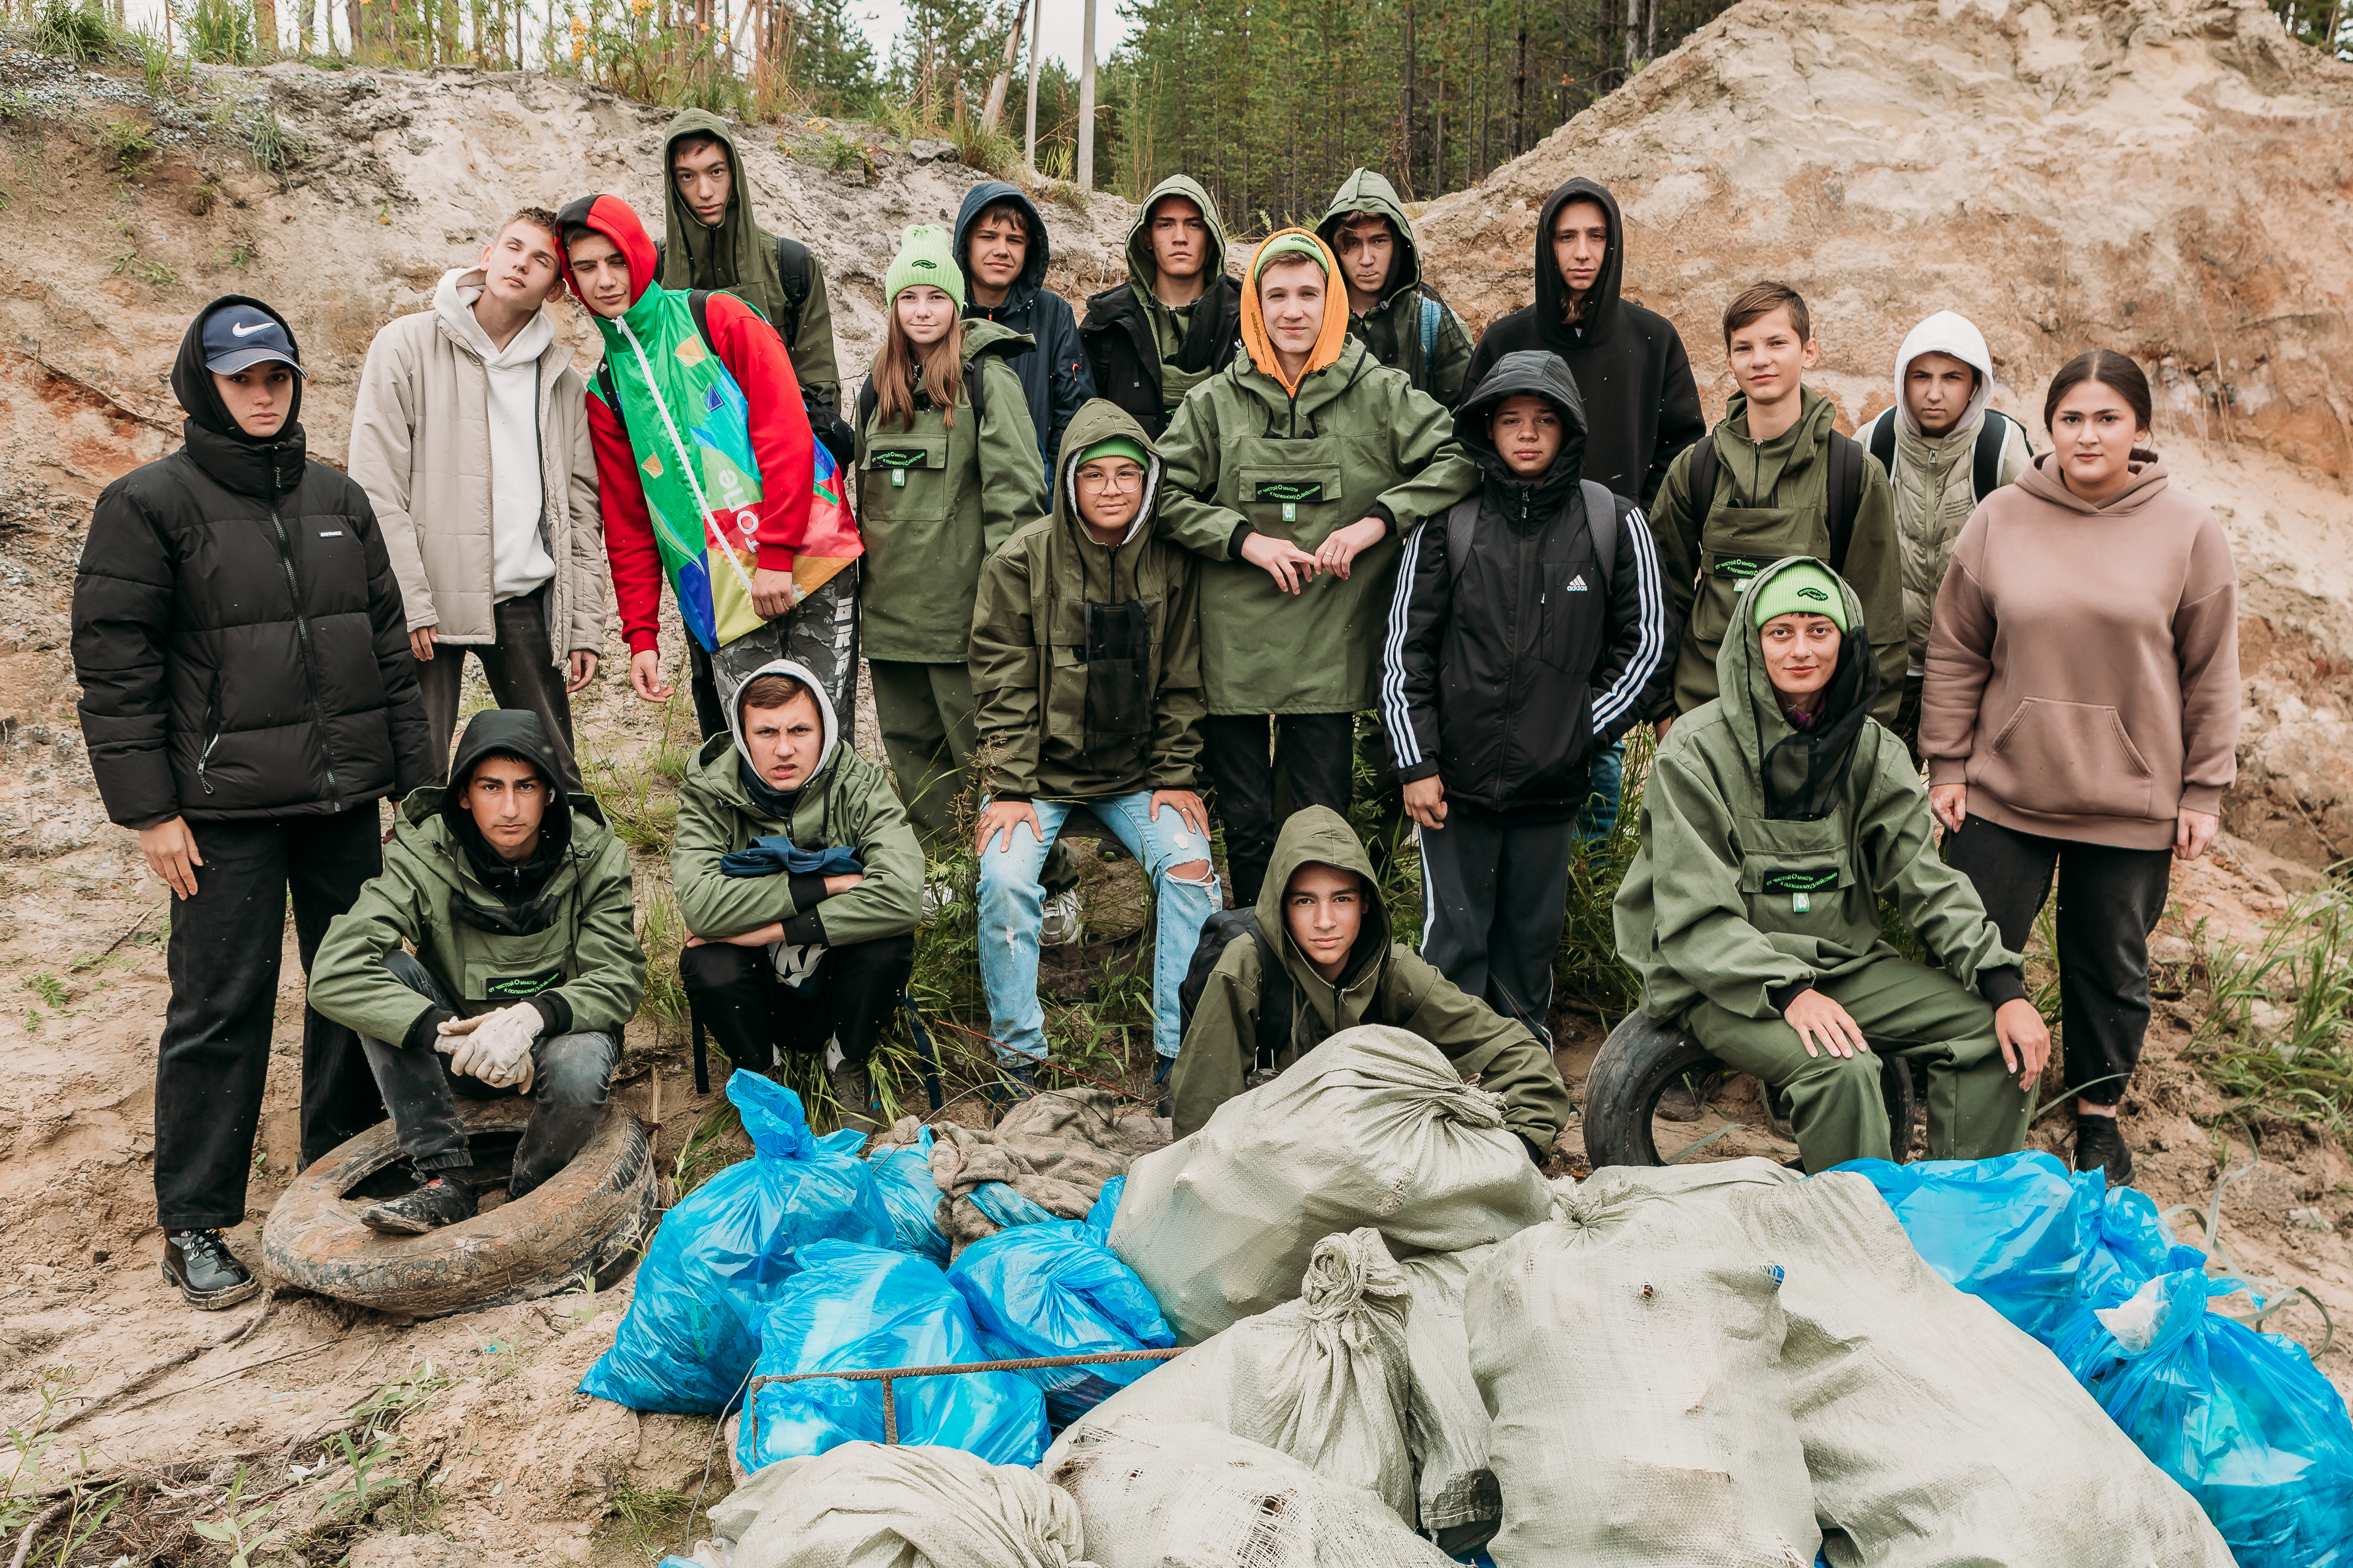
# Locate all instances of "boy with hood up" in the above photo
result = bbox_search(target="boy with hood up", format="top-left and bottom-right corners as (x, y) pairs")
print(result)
(1612, 557), (2046, 1173)
(559, 194), (865, 749)
(955, 180), (1096, 481)
(671, 660), (922, 1132)
(1382, 350), (1674, 1043)
(75, 295), (433, 1308)
(1154, 228), (1478, 906)
(349, 208), (605, 792)
(656, 110), (841, 413)
(1854, 310), (2034, 755)
(311, 710), (646, 1235)
(1077, 176), (1246, 440)
(1315, 168), (1475, 409)
(1171, 806), (1570, 1157)
(968, 401), (1218, 1082)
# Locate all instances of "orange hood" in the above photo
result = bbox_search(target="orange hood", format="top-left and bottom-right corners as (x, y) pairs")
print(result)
(1240, 227), (1350, 396)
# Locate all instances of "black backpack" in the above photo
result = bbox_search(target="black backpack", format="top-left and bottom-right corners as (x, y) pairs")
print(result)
(1862, 407), (2028, 503)
(1686, 424), (1866, 573)
(650, 233), (814, 341)
(1177, 906), (1385, 1079)
(1445, 478), (1620, 592)
(596, 286), (855, 473)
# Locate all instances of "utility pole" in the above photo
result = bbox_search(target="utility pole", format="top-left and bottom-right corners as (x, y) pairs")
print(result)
(1077, 0), (1096, 190)
(1023, 0), (1042, 173)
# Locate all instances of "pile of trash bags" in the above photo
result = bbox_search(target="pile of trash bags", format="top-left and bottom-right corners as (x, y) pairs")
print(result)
(597, 1035), (2352, 1568)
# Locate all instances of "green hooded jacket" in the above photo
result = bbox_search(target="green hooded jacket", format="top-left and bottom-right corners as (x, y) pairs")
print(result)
(1155, 336), (1478, 714)
(671, 657), (924, 946)
(1649, 387), (1903, 722)
(854, 318), (1050, 664)
(968, 400), (1206, 800)
(1613, 557), (2022, 1026)
(1077, 176), (1246, 437)
(311, 760), (646, 1046)
(657, 108), (841, 411)
(1314, 169), (1474, 409)
(1172, 806), (1571, 1155)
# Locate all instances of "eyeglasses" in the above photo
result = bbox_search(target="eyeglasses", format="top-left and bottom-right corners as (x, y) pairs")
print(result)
(1076, 468), (1146, 494)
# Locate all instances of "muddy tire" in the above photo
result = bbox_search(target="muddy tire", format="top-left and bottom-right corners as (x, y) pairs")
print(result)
(263, 1097), (654, 1319)
(1582, 1011), (1915, 1168)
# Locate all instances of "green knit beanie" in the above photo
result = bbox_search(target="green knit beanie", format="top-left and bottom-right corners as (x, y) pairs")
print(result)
(1076, 435), (1150, 468)
(1253, 232), (1328, 283)
(1750, 561), (1849, 632)
(885, 224), (965, 308)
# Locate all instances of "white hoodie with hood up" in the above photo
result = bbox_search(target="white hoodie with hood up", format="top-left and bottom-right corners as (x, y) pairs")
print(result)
(1859, 310), (2034, 672)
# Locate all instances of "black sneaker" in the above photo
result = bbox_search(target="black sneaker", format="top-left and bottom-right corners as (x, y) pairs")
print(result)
(1153, 1053), (1174, 1118)
(162, 1229), (261, 1310)
(2073, 1115), (2135, 1187)
(358, 1177), (478, 1236)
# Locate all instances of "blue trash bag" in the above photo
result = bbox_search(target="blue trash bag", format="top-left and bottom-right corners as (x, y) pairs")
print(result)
(735, 1240), (1047, 1473)
(868, 1127), (949, 1263)
(1084, 1175), (1124, 1242)
(2077, 1181), (2205, 1308)
(2053, 1268), (2353, 1568)
(947, 1220), (1175, 1428)
(965, 1179), (1065, 1231)
(1836, 1151), (2101, 1343)
(579, 1072), (893, 1413)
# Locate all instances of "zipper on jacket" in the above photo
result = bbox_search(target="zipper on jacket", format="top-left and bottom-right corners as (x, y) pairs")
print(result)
(270, 506), (341, 799)
(195, 685), (221, 795)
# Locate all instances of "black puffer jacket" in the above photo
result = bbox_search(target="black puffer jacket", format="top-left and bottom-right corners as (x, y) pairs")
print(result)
(1379, 349), (1676, 817)
(72, 296), (433, 826)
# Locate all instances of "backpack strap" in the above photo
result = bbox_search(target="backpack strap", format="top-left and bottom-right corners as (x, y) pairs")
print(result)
(1251, 924), (1290, 1073)
(772, 234), (811, 342)
(687, 288), (715, 356)
(1418, 295), (1440, 380)
(1688, 426), (1721, 523)
(1866, 408), (1897, 478)
(1972, 409), (2020, 503)
(1443, 495), (1481, 587)
(1582, 479), (1618, 597)
(855, 378), (878, 439)
(1826, 430), (1863, 572)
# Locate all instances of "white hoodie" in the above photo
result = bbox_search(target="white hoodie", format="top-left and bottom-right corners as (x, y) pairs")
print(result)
(434, 268), (557, 600)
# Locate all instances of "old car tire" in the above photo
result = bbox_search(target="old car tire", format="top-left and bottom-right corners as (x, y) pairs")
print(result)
(263, 1096), (654, 1319)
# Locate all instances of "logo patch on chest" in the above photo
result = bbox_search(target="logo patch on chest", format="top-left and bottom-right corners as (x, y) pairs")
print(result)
(1760, 868), (1839, 895)
(871, 449), (928, 469)
(483, 968), (565, 999)
(1252, 480), (1326, 504)
(1564, 574), (1588, 592)
(1713, 554), (1776, 582)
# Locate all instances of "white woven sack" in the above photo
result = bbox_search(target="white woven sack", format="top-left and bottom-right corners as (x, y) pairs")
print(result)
(1048, 1228), (1416, 1522)
(1397, 1244), (1498, 1540)
(1465, 1169), (1819, 1567)
(1045, 1414), (1455, 1568)
(710, 1440), (1095, 1568)
(1109, 1024), (1549, 1342)
(1733, 1174), (2236, 1568)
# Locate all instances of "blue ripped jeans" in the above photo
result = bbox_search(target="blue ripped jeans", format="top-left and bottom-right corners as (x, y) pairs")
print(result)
(976, 791), (1221, 1062)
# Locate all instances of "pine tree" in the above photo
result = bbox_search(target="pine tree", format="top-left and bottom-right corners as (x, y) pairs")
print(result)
(795, 0), (874, 110)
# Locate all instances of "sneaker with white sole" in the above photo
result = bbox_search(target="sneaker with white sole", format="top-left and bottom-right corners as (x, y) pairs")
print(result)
(1040, 886), (1084, 946)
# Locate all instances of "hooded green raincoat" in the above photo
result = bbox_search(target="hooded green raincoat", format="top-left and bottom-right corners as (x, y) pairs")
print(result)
(1649, 387), (1903, 723)
(657, 109), (841, 410)
(968, 400), (1206, 800)
(1076, 176), (1247, 438)
(1172, 806), (1570, 1154)
(1314, 169), (1474, 409)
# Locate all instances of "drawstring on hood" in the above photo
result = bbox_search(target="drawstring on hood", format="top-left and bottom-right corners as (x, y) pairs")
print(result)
(172, 295), (309, 497)
(440, 709), (580, 931)
(726, 657), (843, 828)
(1717, 557), (1880, 821)
(1239, 228), (1351, 397)
(1531, 178), (1626, 347)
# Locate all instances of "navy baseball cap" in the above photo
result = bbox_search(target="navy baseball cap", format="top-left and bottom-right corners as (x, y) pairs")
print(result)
(200, 305), (306, 377)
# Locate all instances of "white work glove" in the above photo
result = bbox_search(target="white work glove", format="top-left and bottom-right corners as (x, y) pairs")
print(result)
(437, 1002), (542, 1093)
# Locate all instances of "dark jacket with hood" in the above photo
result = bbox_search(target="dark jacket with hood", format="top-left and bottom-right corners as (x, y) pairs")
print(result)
(1077, 176), (1245, 440)
(1612, 557), (2024, 1027)
(671, 657), (922, 949)
(969, 400), (1205, 801)
(1381, 350), (1675, 816)
(310, 709), (646, 1050)
(72, 295), (434, 827)
(954, 181), (1096, 479)
(1463, 179), (1705, 507)
(1172, 806), (1571, 1156)
(1314, 169), (1475, 409)
(654, 108), (841, 411)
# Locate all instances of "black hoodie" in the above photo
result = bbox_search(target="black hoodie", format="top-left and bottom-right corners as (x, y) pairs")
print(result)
(441, 709), (578, 911)
(71, 295), (433, 826)
(1379, 350), (1677, 817)
(1463, 179), (1705, 508)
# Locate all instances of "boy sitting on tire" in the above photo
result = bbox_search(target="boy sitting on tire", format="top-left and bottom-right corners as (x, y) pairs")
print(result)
(1171, 804), (1570, 1159)
(1611, 558), (2046, 1172)
(312, 710), (648, 1234)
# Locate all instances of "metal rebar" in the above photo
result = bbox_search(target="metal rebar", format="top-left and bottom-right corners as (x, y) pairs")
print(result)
(742, 1348), (1185, 1455)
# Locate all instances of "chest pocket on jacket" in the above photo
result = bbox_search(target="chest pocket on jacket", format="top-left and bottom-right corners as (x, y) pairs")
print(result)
(457, 925), (576, 1007)
(1733, 815), (1855, 916)
(1236, 464), (1345, 545)
(863, 433), (951, 523)
(1535, 547), (1598, 672)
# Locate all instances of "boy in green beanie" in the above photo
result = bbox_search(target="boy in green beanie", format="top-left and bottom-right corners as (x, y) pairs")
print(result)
(1613, 556), (2046, 1172)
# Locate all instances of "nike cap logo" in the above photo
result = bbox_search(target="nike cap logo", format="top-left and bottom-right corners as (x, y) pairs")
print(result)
(231, 319), (272, 336)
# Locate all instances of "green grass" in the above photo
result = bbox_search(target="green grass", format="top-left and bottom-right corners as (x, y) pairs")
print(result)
(20, 972), (67, 1009)
(32, 0), (115, 64)
(96, 115), (155, 180)
(2186, 879), (2353, 1146)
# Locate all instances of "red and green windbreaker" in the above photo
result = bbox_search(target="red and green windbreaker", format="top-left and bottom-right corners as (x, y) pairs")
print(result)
(559, 194), (860, 657)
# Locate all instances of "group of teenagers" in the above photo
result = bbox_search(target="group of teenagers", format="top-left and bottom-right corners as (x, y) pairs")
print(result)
(70, 111), (2242, 1312)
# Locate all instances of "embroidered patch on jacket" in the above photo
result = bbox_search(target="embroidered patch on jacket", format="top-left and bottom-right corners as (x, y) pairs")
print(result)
(1760, 868), (1840, 894)
(675, 337), (707, 368)
(483, 968), (565, 999)
(1712, 553), (1776, 581)
(871, 449), (929, 469)
(1252, 480), (1327, 504)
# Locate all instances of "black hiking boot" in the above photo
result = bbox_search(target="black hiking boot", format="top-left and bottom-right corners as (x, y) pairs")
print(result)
(827, 1054), (881, 1136)
(2073, 1115), (2135, 1188)
(358, 1176), (478, 1236)
(162, 1229), (261, 1310)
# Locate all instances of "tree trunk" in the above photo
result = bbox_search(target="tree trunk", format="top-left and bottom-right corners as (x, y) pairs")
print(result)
(1511, 3), (1526, 157)
(1022, 0), (1041, 171)
(253, 0), (276, 56)
(1645, 0), (1657, 59)
(980, 0), (1024, 132)
(1623, 0), (1638, 73)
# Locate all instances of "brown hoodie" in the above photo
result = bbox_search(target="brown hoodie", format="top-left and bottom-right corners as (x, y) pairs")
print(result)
(1921, 450), (2238, 850)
